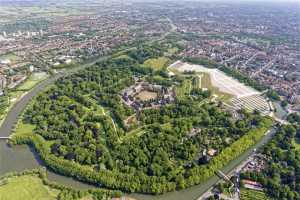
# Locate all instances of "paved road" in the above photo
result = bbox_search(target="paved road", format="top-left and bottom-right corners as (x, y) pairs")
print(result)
(0, 56), (108, 137)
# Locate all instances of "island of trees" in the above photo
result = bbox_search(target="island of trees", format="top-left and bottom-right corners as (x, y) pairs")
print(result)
(11, 43), (273, 194)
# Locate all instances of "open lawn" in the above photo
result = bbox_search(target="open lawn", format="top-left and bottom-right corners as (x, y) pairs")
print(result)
(135, 90), (158, 101)
(200, 72), (232, 102)
(0, 175), (59, 200)
(240, 189), (269, 200)
(170, 62), (259, 98)
(16, 73), (48, 91)
(175, 78), (192, 99)
(169, 63), (232, 102)
(143, 57), (169, 71)
(14, 122), (35, 136)
(121, 127), (147, 142)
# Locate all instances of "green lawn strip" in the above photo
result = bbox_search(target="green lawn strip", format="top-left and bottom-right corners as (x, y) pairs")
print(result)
(16, 73), (49, 91)
(0, 169), (122, 200)
(199, 72), (232, 102)
(120, 126), (148, 142)
(14, 122), (35, 136)
(0, 174), (59, 200)
(175, 78), (192, 99)
(240, 188), (270, 200)
(143, 57), (170, 71)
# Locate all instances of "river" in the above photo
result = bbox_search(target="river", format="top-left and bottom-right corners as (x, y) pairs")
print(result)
(0, 127), (276, 200)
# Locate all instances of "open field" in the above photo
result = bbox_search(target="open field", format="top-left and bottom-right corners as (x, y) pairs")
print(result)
(169, 61), (271, 113)
(121, 127), (147, 142)
(143, 57), (169, 71)
(0, 175), (59, 200)
(14, 122), (35, 136)
(169, 61), (260, 98)
(16, 72), (48, 91)
(240, 188), (269, 200)
(175, 78), (192, 99)
(200, 72), (233, 102)
(136, 90), (158, 101)
(0, 6), (89, 23)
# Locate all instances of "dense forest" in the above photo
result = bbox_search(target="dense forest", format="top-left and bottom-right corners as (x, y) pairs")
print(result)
(12, 44), (272, 194)
(241, 114), (300, 200)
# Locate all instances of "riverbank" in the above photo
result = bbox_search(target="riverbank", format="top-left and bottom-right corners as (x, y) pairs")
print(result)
(0, 168), (122, 200)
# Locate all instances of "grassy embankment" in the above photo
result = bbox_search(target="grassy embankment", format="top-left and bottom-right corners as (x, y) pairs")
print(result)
(143, 57), (170, 71)
(0, 174), (59, 200)
(0, 168), (122, 200)
(0, 73), (48, 124)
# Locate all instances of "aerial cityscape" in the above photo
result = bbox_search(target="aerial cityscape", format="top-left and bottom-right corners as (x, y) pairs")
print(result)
(0, 0), (299, 200)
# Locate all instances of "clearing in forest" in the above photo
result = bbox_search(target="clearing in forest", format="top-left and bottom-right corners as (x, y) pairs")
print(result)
(135, 90), (158, 101)
(143, 57), (169, 70)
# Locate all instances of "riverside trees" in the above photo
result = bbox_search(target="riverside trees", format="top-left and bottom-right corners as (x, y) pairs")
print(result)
(241, 121), (300, 200)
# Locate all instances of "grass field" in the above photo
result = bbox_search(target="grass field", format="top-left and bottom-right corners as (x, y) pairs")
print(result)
(143, 57), (169, 71)
(136, 90), (158, 101)
(14, 122), (35, 136)
(175, 78), (192, 99)
(200, 73), (232, 102)
(0, 175), (59, 200)
(240, 189), (269, 200)
(121, 127), (147, 142)
(17, 73), (48, 91)
(168, 64), (232, 102)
